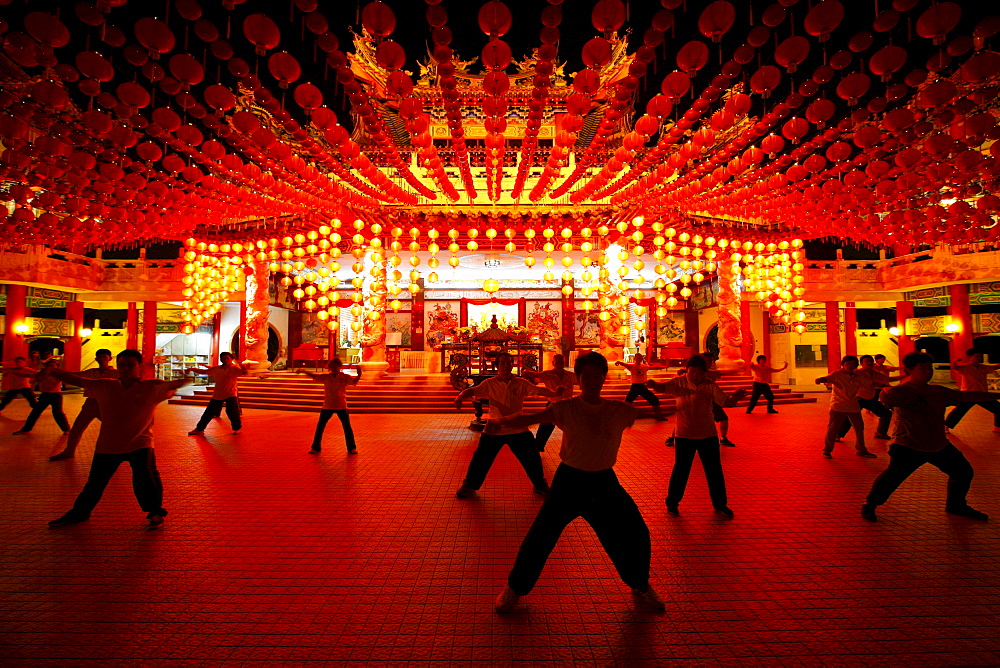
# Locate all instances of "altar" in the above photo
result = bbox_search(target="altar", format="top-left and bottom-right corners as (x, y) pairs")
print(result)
(442, 316), (543, 387)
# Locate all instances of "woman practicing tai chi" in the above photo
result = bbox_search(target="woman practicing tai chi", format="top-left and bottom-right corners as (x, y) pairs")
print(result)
(47, 349), (189, 529)
(49, 349), (118, 461)
(488, 352), (665, 613)
(298, 358), (362, 455)
(13, 359), (70, 435)
(0, 356), (37, 411)
(647, 355), (746, 517)
(862, 352), (993, 522)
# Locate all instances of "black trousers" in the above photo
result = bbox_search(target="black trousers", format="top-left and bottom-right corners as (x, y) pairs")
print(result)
(866, 443), (974, 508)
(312, 408), (356, 451)
(666, 436), (727, 508)
(535, 401), (556, 451)
(508, 464), (651, 595)
(945, 401), (1000, 429)
(0, 387), (36, 409)
(463, 431), (547, 490)
(71, 447), (166, 518)
(21, 392), (70, 431)
(195, 397), (242, 431)
(625, 383), (660, 407)
(838, 398), (892, 437)
(746, 382), (775, 411)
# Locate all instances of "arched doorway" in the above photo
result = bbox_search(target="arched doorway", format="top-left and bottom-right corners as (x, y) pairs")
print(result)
(28, 337), (63, 361)
(705, 324), (719, 360)
(229, 326), (280, 363)
(915, 336), (950, 363)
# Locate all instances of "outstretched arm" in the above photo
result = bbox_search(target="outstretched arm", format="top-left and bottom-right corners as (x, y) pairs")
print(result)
(165, 377), (191, 391)
(646, 379), (670, 394)
(773, 363), (788, 372)
(50, 369), (92, 387)
(350, 366), (363, 385)
(534, 385), (563, 399)
(815, 374), (832, 384)
(295, 368), (324, 380)
(722, 388), (748, 407)
(958, 390), (1000, 402)
(454, 386), (476, 409)
(485, 406), (557, 434)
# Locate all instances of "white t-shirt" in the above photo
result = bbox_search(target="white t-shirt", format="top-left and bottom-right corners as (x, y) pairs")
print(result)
(824, 370), (868, 412)
(750, 363), (774, 383)
(472, 376), (541, 435)
(627, 363), (650, 384)
(881, 383), (962, 452)
(4, 367), (34, 390)
(954, 364), (991, 392)
(208, 366), (243, 400)
(536, 369), (575, 400)
(660, 376), (728, 439)
(856, 368), (890, 400)
(317, 372), (356, 410)
(84, 379), (177, 454)
(551, 397), (637, 471)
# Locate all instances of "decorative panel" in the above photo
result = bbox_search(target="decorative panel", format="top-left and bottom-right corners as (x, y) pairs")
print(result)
(572, 308), (600, 346)
(385, 312), (412, 346)
(425, 301), (460, 350)
(525, 301), (561, 350)
(974, 313), (1000, 335)
(655, 313), (685, 344)
(905, 316), (948, 337)
(27, 317), (73, 337)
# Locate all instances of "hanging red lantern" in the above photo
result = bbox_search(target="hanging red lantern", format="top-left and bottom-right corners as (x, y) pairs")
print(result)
(962, 51), (1000, 84)
(676, 40), (710, 73)
(869, 45), (907, 81)
(836, 72), (870, 104)
(805, 98), (835, 126)
(169, 53), (205, 89)
(660, 71), (690, 99)
(115, 82), (150, 109)
(573, 69), (601, 95)
(268, 52), (301, 89)
(481, 40), (512, 70)
(582, 37), (613, 68)
(916, 2), (961, 45)
(698, 1), (735, 42)
(24, 12), (70, 48)
(749, 65), (781, 97)
(30, 80), (70, 110)
(646, 94), (673, 119)
(804, 0), (845, 41)
(134, 18), (176, 59)
(203, 84), (236, 113)
(362, 1), (397, 38)
(781, 118), (810, 143)
(386, 71), (413, 98)
(482, 71), (510, 96)
(775, 36), (810, 73)
(243, 13), (280, 55)
(76, 51), (114, 82)
(917, 80), (957, 108)
(375, 40), (406, 70)
(479, 1), (512, 36)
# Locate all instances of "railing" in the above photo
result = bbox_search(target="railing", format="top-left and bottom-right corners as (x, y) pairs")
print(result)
(0, 247), (184, 292)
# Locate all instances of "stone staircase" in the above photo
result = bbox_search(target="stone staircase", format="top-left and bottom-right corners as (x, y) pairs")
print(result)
(168, 370), (817, 416)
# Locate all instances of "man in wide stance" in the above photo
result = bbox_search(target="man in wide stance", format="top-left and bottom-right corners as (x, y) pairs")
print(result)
(862, 352), (995, 522)
(47, 349), (189, 529)
(487, 352), (665, 613)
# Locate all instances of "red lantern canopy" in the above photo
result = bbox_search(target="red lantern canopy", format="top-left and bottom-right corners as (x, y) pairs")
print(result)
(698, 1), (735, 42)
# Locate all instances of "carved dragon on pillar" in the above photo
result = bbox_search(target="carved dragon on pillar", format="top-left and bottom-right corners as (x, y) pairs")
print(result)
(716, 260), (745, 372)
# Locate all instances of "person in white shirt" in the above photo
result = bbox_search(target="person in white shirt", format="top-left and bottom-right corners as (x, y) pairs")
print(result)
(188, 352), (250, 436)
(13, 359), (70, 435)
(487, 351), (665, 614)
(647, 355), (746, 517)
(745, 355), (787, 414)
(816, 355), (877, 459)
(49, 349), (118, 461)
(47, 349), (190, 529)
(298, 358), (362, 455)
(0, 356), (37, 410)
(523, 353), (575, 452)
(944, 348), (1000, 432)
(862, 352), (994, 522)
(835, 354), (900, 442)
(454, 352), (564, 499)
(615, 352), (667, 421)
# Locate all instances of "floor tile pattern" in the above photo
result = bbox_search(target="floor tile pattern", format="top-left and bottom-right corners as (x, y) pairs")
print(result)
(1, 392), (999, 664)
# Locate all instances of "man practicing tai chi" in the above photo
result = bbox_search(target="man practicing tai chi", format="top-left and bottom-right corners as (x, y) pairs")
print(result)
(487, 352), (665, 613)
(49, 349), (118, 461)
(298, 358), (362, 455)
(188, 352), (250, 436)
(523, 353), (575, 452)
(745, 355), (787, 414)
(615, 352), (667, 421)
(862, 352), (994, 522)
(945, 349), (1000, 432)
(835, 354), (899, 443)
(648, 355), (746, 517)
(816, 355), (878, 459)
(0, 356), (37, 411)
(454, 352), (564, 499)
(47, 349), (190, 529)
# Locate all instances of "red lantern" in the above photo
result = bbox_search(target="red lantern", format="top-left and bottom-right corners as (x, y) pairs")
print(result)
(243, 13), (280, 55)
(203, 84), (236, 113)
(591, 0), (626, 33)
(836, 72), (870, 104)
(479, 1), (512, 36)
(869, 45), (907, 81)
(660, 71), (690, 99)
(481, 40), (512, 71)
(698, 1), (735, 42)
(805, 1), (845, 41)
(375, 40), (406, 70)
(676, 40), (709, 73)
(573, 69), (601, 95)
(169, 53), (204, 88)
(24, 12), (70, 47)
(916, 2), (961, 45)
(775, 36), (810, 73)
(268, 52), (301, 89)
(749, 65), (781, 97)
(582, 37), (613, 68)
(134, 18), (175, 59)
(482, 71), (510, 97)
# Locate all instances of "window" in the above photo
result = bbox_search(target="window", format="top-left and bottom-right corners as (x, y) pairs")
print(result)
(795, 344), (827, 368)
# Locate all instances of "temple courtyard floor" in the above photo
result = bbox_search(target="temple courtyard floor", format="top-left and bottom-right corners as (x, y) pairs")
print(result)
(1, 393), (999, 665)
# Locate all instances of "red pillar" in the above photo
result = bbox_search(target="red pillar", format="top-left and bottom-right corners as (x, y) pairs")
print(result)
(762, 312), (772, 361)
(844, 301), (858, 357)
(64, 301), (84, 372)
(3, 284), (28, 368)
(239, 300), (247, 357)
(739, 299), (753, 364)
(126, 302), (139, 349)
(142, 301), (157, 371)
(411, 278), (425, 351)
(895, 300), (915, 360)
(948, 284), (973, 360)
(561, 279), (575, 355)
(825, 301), (842, 373)
(684, 307), (699, 354)
(211, 312), (221, 362)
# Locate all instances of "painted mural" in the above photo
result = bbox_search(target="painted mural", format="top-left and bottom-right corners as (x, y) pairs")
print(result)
(575, 311), (600, 346)
(656, 314), (685, 345)
(525, 301), (561, 349)
(425, 302), (459, 350)
(385, 312), (412, 346)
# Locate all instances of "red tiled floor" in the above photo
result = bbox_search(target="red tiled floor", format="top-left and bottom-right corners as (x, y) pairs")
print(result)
(1, 392), (999, 663)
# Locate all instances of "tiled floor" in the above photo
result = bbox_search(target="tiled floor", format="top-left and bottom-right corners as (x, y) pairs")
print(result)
(2, 392), (999, 664)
